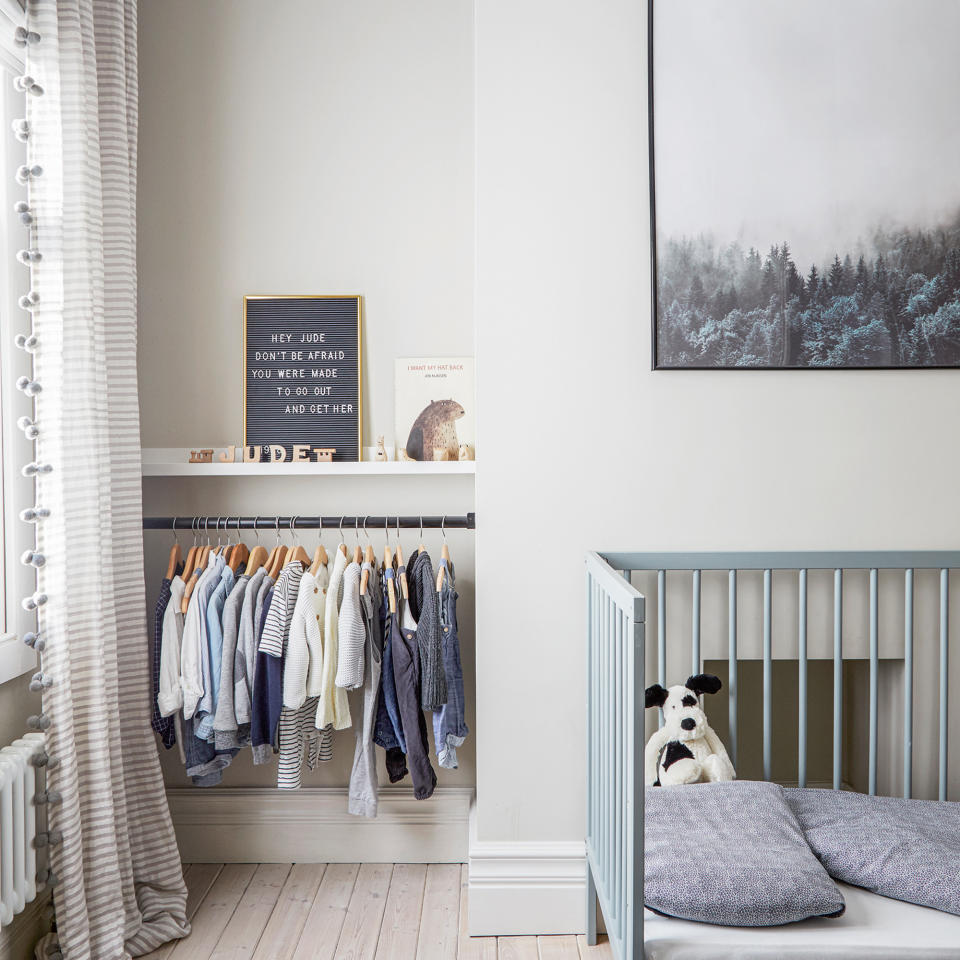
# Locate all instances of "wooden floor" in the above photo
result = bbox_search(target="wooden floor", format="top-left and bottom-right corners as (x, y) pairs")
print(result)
(142, 863), (613, 960)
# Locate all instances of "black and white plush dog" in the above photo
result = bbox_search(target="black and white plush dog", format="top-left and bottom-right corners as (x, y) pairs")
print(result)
(644, 674), (736, 787)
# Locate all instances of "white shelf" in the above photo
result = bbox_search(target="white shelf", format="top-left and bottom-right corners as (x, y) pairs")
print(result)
(141, 448), (476, 478)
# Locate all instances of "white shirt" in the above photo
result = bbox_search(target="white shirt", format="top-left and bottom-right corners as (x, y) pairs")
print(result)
(316, 547), (352, 730)
(157, 576), (186, 717)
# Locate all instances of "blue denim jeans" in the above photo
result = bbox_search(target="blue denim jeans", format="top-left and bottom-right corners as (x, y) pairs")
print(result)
(374, 566), (409, 783)
(432, 560), (468, 768)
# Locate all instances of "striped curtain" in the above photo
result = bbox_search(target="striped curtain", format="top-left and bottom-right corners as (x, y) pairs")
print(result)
(25, 2), (189, 957)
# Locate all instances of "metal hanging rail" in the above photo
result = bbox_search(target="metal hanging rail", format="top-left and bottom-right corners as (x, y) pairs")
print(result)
(142, 513), (476, 531)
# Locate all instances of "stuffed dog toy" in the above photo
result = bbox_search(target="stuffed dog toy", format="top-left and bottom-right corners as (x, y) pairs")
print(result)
(644, 674), (736, 787)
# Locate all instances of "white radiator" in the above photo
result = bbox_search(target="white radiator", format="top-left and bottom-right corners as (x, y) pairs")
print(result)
(0, 733), (45, 928)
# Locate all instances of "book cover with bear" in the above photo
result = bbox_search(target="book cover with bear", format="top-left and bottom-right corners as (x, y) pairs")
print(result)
(394, 357), (475, 461)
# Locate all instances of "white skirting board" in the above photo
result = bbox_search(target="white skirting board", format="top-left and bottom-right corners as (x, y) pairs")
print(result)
(467, 808), (586, 937)
(166, 786), (474, 863)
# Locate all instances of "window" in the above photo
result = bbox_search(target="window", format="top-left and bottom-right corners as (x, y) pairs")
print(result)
(0, 0), (36, 684)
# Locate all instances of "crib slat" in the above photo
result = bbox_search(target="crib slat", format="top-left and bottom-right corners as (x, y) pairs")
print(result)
(834, 569), (843, 791)
(904, 569), (914, 799)
(586, 575), (594, 850)
(869, 569), (879, 796)
(798, 569), (808, 788)
(692, 569), (701, 673)
(613, 606), (622, 924)
(728, 570), (737, 770)
(627, 606), (645, 960)
(658, 570), (666, 729)
(940, 569), (949, 802)
(763, 569), (772, 781)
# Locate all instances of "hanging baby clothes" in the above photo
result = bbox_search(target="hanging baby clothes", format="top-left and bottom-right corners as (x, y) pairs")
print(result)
(213, 570), (251, 750)
(390, 560), (437, 800)
(316, 548), (352, 748)
(348, 560), (383, 817)
(276, 563), (326, 789)
(251, 564), (302, 764)
(157, 575), (186, 720)
(335, 561), (366, 690)
(180, 553), (232, 786)
(407, 550), (446, 709)
(157, 574), (187, 765)
(180, 552), (223, 721)
(196, 561), (235, 741)
(151, 575), (177, 750)
(233, 566), (270, 740)
(432, 558), (468, 768)
(373, 563), (408, 784)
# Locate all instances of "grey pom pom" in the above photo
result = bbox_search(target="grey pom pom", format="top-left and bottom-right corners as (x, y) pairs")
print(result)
(14, 27), (41, 47)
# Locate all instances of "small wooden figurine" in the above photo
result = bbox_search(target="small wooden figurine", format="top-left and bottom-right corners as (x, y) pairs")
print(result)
(189, 449), (214, 463)
(315, 448), (336, 463)
(375, 436), (388, 461)
(458, 443), (475, 461)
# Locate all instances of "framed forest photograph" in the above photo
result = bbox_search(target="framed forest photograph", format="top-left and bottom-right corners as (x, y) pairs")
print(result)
(650, 0), (960, 369)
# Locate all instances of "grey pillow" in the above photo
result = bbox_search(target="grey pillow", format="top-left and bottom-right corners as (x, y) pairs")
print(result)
(786, 787), (960, 915)
(645, 781), (845, 926)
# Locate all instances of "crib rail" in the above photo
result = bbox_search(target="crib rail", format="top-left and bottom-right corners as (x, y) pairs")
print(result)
(585, 553), (645, 960)
(586, 549), (960, 960)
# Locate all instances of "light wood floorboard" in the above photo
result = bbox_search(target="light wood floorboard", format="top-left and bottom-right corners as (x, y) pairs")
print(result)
(209, 862), (291, 960)
(373, 862), (427, 959)
(154, 864), (613, 960)
(252, 863), (327, 960)
(576, 934), (614, 957)
(295, 862), (360, 960)
(537, 935), (580, 959)
(332, 863), (393, 960)
(497, 937), (540, 960)
(169, 863), (257, 959)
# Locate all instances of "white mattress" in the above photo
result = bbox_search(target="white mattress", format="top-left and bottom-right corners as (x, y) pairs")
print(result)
(643, 883), (960, 959)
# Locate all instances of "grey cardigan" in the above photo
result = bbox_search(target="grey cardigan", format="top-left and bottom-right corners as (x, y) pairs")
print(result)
(408, 550), (446, 709)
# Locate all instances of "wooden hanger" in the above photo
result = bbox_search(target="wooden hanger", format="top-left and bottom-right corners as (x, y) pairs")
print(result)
(310, 543), (328, 576)
(165, 532), (183, 581)
(360, 543), (375, 595)
(283, 517), (311, 568)
(383, 545), (396, 613)
(417, 517), (426, 555)
(179, 519), (199, 582)
(246, 543), (268, 576)
(395, 536), (409, 600)
(436, 519), (450, 593)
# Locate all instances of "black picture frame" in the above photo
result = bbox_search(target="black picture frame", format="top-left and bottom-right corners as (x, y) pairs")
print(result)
(243, 295), (362, 461)
(648, 0), (960, 371)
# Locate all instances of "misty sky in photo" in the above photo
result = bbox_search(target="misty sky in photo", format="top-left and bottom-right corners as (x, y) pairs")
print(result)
(654, 0), (960, 274)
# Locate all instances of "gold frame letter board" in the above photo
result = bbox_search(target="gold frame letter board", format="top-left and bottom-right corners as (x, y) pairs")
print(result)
(243, 295), (362, 462)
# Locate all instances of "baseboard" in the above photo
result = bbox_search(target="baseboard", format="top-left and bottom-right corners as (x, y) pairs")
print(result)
(166, 786), (473, 863)
(468, 808), (585, 936)
(0, 889), (51, 960)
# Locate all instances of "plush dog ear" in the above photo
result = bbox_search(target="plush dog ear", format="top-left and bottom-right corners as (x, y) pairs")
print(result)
(645, 684), (668, 709)
(686, 673), (722, 696)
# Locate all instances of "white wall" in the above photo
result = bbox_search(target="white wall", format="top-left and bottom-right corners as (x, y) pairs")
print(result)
(137, 0), (476, 795)
(138, 0), (474, 449)
(473, 0), (960, 869)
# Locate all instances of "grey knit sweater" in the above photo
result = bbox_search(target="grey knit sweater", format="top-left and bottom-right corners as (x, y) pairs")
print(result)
(408, 550), (446, 709)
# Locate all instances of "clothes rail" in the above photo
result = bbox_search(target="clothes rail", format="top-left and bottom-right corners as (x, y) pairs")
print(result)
(142, 513), (476, 531)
